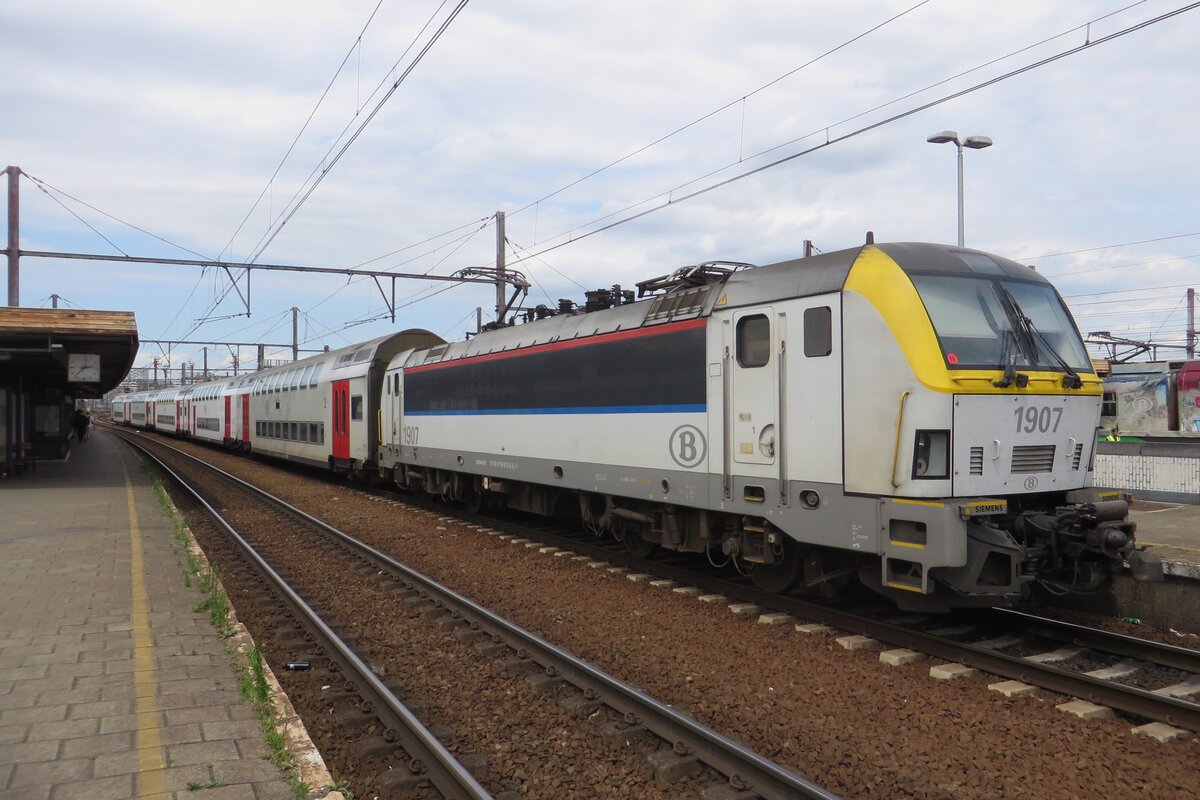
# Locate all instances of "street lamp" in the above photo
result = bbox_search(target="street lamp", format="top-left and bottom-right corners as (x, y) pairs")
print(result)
(926, 130), (992, 246)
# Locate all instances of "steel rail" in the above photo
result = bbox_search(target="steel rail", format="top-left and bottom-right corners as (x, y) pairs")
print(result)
(448, 511), (1200, 732)
(117, 433), (493, 800)
(119, 431), (839, 800)
(986, 607), (1200, 675)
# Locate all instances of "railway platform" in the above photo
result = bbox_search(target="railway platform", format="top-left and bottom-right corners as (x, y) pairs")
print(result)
(1132, 499), (1200, 578)
(1064, 499), (1200, 632)
(0, 429), (302, 800)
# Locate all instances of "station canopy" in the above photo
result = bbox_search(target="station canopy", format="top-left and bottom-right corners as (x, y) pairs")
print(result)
(0, 307), (138, 398)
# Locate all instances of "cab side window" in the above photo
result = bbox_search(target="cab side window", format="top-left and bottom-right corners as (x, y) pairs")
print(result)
(804, 306), (832, 357)
(736, 315), (770, 368)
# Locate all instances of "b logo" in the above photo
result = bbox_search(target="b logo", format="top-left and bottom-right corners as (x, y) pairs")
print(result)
(669, 425), (707, 469)
(1023, 476), (1039, 491)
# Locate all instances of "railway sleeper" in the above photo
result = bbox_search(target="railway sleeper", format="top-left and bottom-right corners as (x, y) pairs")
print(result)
(355, 735), (405, 761)
(497, 656), (536, 675)
(648, 747), (703, 783)
(370, 768), (429, 795)
(472, 640), (510, 659)
(524, 671), (565, 694)
(599, 720), (654, 746)
(337, 708), (381, 733)
(560, 690), (603, 718)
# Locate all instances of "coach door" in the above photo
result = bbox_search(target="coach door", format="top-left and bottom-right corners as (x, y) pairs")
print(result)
(384, 371), (402, 458)
(724, 309), (780, 494)
(331, 379), (350, 460)
(224, 396), (231, 441)
(241, 395), (251, 443)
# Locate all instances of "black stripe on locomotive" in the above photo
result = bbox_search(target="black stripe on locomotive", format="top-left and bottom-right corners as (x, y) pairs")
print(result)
(405, 324), (707, 415)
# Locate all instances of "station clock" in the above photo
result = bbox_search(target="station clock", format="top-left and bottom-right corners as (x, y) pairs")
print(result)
(67, 353), (101, 382)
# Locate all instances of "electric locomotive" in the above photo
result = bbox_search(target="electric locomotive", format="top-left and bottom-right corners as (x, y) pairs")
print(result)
(380, 241), (1163, 611)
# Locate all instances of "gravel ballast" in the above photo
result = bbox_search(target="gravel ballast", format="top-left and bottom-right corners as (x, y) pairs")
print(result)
(145, 434), (1200, 800)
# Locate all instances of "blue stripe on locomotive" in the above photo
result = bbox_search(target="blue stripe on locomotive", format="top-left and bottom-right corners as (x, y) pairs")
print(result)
(404, 324), (707, 415)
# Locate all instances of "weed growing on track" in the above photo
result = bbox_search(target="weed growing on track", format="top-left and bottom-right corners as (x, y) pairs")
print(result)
(248, 645), (270, 704)
(140, 453), (320, 800)
(193, 566), (232, 637)
(230, 645), (312, 800)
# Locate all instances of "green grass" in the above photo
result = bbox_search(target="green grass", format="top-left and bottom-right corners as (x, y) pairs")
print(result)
(185, 779), (228, 791)
(143, 459), (322, 800)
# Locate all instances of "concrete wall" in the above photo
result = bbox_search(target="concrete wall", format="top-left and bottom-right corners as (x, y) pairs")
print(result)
(1094, 440), (1200, 503)
(1062, 574), (1200, 634)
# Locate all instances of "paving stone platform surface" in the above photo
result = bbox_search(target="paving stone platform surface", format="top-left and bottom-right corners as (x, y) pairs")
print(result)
(0, 429), (297, 800)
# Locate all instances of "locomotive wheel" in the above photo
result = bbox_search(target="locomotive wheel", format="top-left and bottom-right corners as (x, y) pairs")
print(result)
(463, 486), (486, 514)
(750, 539), (803, 593)
(623, 528), (658, 559)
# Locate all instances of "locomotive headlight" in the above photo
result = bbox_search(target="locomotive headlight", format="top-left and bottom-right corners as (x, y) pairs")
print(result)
(912, 430), (950, 479)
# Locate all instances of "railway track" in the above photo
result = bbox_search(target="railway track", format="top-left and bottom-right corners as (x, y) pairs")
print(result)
(433, 508), (1200, 734)
(112, 427), (839, 800)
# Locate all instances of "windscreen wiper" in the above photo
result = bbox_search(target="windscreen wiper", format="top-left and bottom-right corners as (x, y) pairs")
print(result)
(992, 285), (1035, 388)
(995, 285), (1083, 390)
(1024, 318), (1084, 389)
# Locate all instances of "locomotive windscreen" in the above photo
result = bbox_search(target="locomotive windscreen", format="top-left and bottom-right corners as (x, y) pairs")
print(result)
(910, 274), (1092, 373)
(404, 319), (707, 415)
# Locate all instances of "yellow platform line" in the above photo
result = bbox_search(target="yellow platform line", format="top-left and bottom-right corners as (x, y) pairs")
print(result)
(1139, 541), (1200, 555)
(125, 468), (167, 798)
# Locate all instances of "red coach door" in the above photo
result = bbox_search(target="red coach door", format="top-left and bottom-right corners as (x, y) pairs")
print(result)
(224, 396), (231, 441)
(331, 379), (350, 461)
(241, 395), (250, 443)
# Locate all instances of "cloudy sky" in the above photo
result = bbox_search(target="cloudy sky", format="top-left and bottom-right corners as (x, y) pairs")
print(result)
(2, 0), (1198, 375)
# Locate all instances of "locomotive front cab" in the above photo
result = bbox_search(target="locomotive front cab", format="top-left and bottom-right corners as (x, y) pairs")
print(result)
(842, 244), (1161, 610)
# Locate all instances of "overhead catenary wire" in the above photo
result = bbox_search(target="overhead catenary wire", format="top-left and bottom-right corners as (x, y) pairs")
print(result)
(331, 0), (933, 273)
(183, 0), (469, 336)
(245, 0), (471, 265)
(504, 0), (934, 223)
(1066, 288), (1200, 308)
(1062, 282), (1199, 299)
(1041, 253), (1200, 279)
(1020, 230), (1200, 261)
(219, 0), (389, 262)
(28, 2), (1200, 367)
(369, 1), (1153, 268)
(489, 0), (1156, 251)
(22, 172), (213, 261)
(503, 2), (1200, 270)
(19, 171), (222, 341)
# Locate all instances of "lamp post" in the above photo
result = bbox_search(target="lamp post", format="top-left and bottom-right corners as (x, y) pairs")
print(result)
(926, 130), (992, 246)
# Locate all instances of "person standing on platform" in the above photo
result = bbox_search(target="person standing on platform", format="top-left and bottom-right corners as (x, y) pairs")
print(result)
(72, 408), (90, 444)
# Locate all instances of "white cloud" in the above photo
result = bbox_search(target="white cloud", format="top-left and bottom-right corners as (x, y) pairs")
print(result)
(2, 0), (1197, 366)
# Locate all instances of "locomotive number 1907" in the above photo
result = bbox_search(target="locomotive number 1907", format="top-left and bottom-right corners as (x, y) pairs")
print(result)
(1013, 405), (1062, 434)
(403, 425), (419, 445)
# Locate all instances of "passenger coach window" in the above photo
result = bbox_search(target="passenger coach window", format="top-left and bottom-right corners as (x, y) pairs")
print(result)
(736, 315), (770, 367)
(804, 306), (832, 357)
(351, 396), (364, 421)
